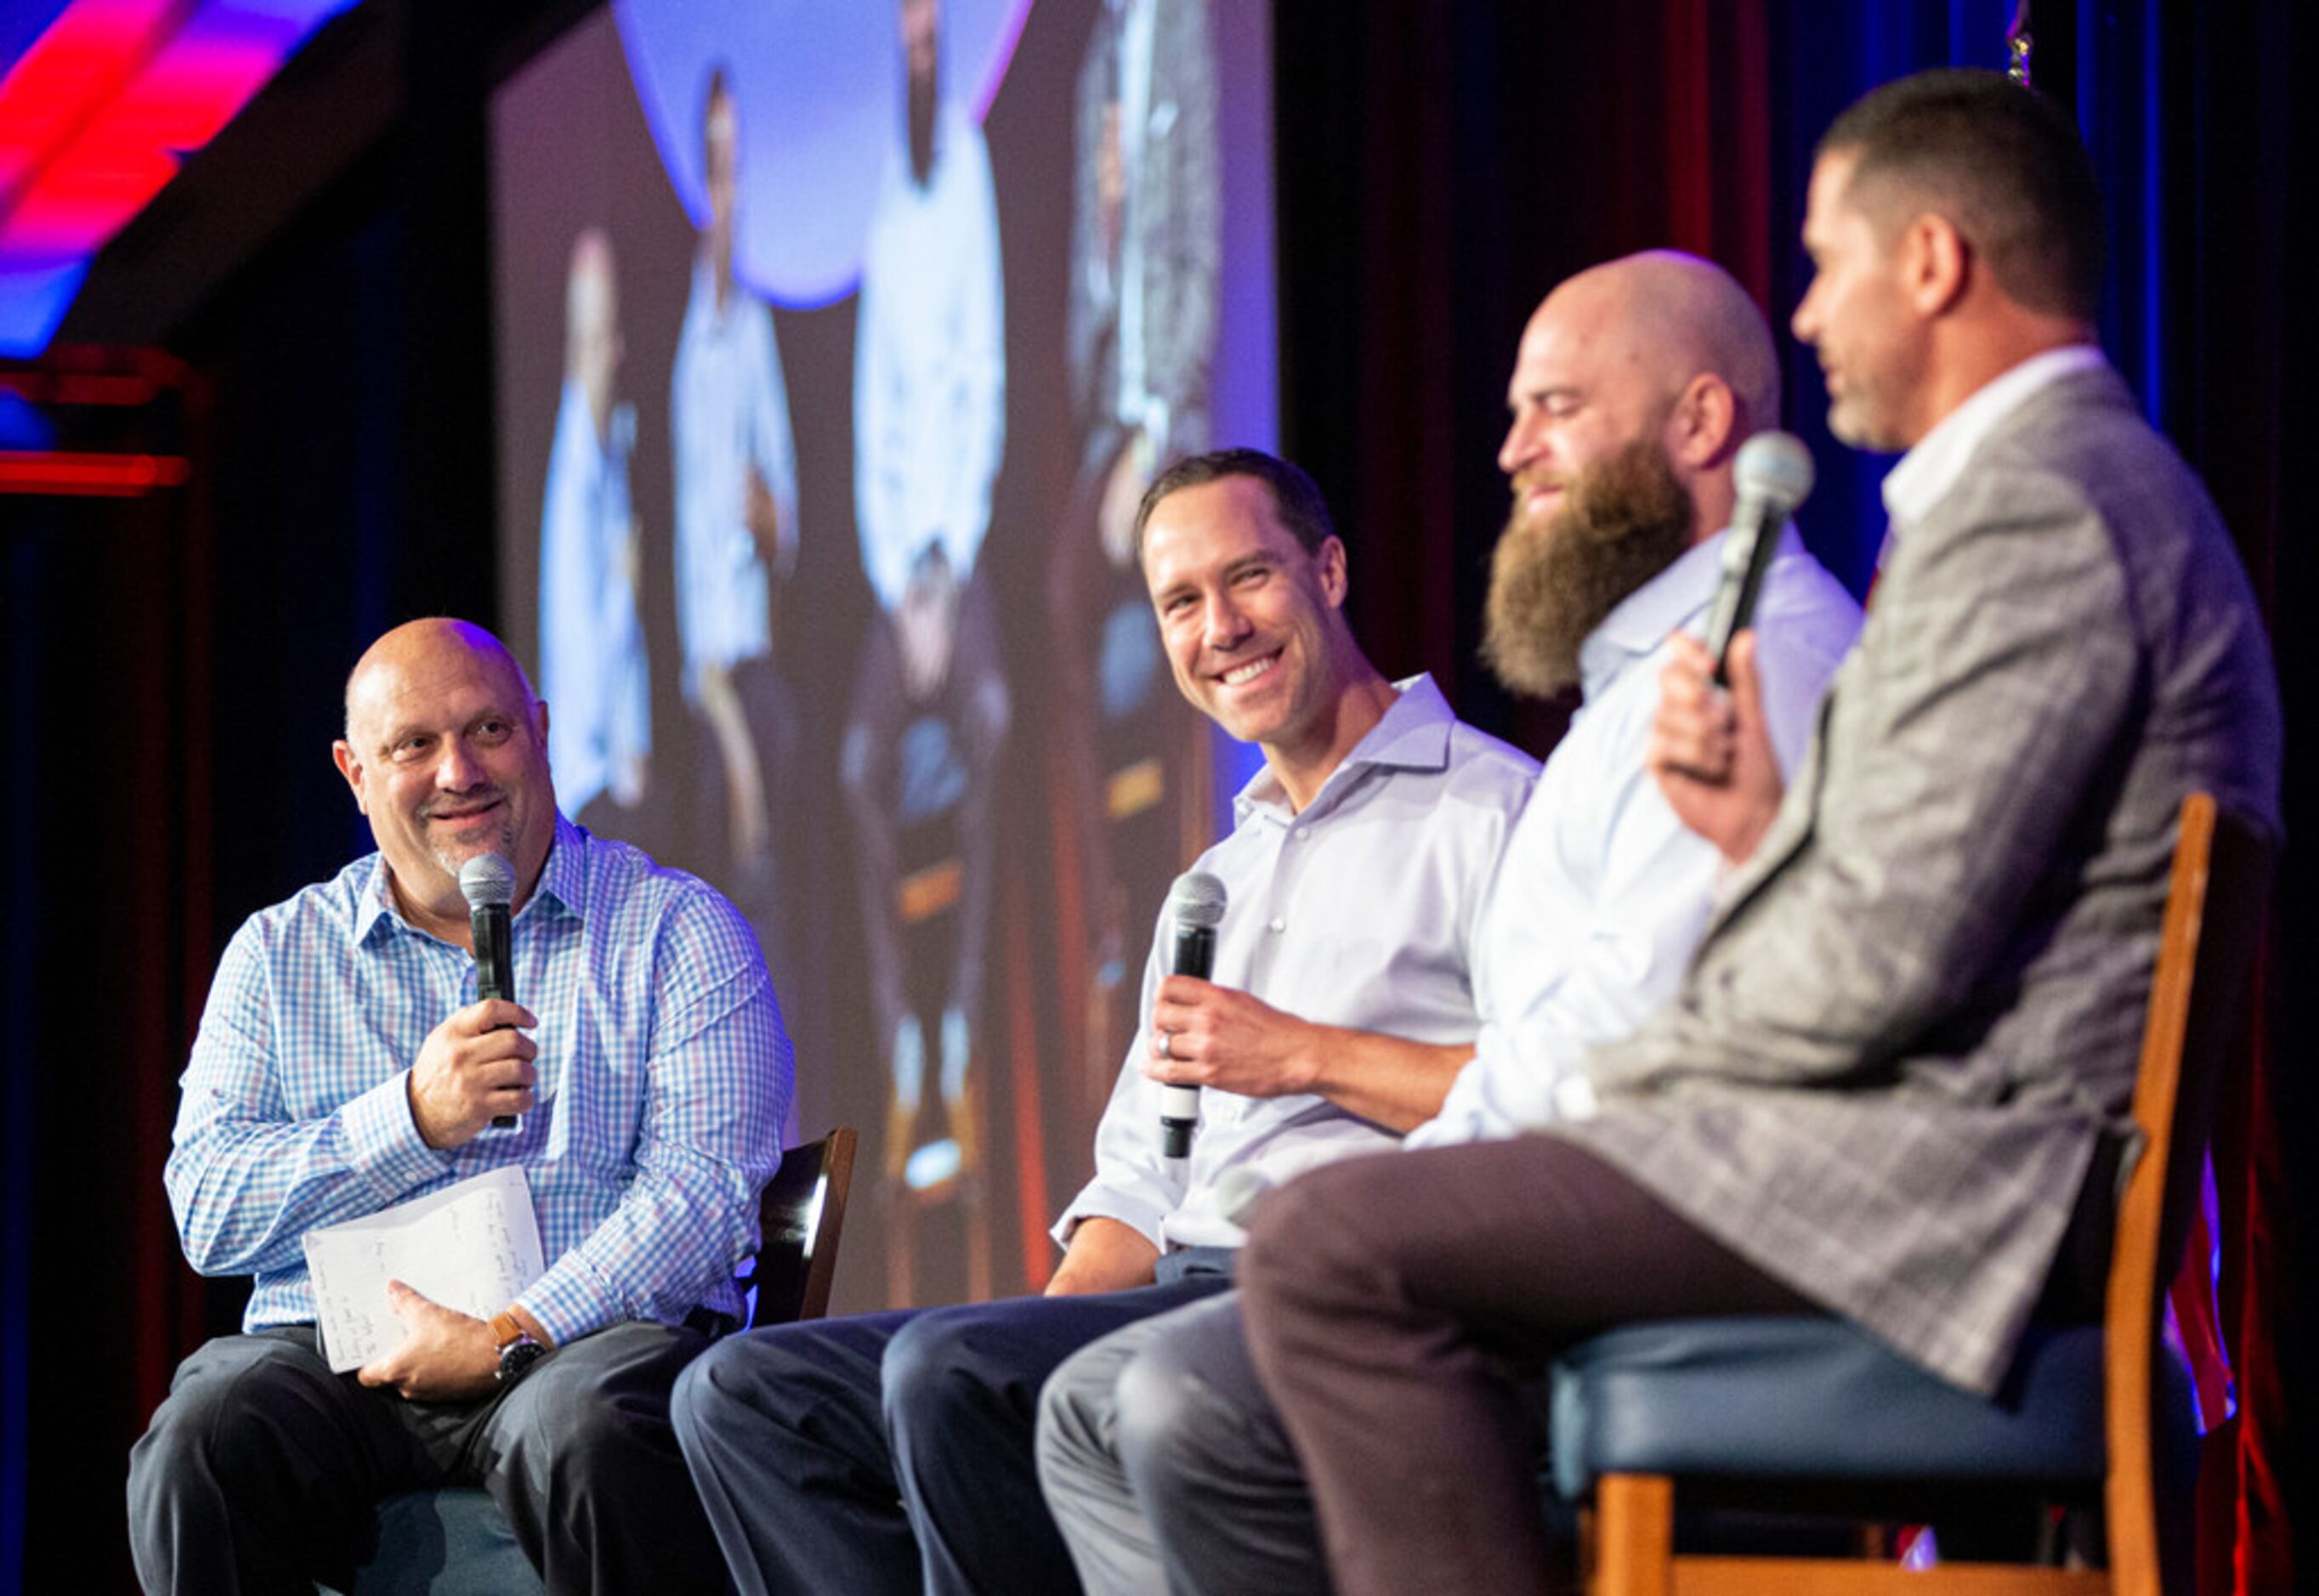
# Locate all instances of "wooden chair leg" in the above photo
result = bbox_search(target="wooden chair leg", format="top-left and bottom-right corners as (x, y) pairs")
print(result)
(1590, 1474), (1675, 1596)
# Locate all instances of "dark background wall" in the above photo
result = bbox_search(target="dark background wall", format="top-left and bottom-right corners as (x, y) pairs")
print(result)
(2, 0), (2308, 1587)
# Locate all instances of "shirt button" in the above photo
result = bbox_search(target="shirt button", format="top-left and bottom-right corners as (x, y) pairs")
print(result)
(1268, 917), (1286, 933)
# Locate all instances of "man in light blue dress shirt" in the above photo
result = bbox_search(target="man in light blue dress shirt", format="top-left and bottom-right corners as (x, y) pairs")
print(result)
(1033, 252), (1862, 1596)
(127, 618), (791, 1593)
(539, 228), (650, 832)
(671, 448), (1539, 1596)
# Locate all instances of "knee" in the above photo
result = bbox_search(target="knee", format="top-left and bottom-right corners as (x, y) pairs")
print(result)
(1239, 1164), (1365, 1311)
(1034, 1345), (1116, 1485)
(1112, 1339), (1231, 1499)
(882, 1310), (1004, 1434)
(129, 1336), (325, 1505)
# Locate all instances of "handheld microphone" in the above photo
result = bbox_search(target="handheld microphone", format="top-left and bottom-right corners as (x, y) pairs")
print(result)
(458, 853), (519, 1130)
(1160, 871), (1227, 1158)
(1701, 431), (1815, 686)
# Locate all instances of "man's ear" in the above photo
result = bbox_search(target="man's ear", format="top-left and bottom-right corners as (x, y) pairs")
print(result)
(332, 740), (370, 815)
(1668, 372), (1739, 469)
(1316, 535), (1349, 608)
(1901, 212), (1970, 317)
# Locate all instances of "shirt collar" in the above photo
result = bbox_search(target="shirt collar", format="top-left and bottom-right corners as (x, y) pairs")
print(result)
(1575, 524), (1798, 699)
(1881, 343), (2109, 529)
(349, 812), (586, 949)
(1233, 674), (1453, 824)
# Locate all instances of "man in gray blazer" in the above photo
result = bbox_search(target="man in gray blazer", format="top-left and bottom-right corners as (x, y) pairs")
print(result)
(1232, 68), (2283, 1596)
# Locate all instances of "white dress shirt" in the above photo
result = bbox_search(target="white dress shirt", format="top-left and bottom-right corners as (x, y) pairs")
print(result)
(1054, 676), (1540, 1252)
(853, 99), (1006, 609)
(1410, 525), (1862, 1144)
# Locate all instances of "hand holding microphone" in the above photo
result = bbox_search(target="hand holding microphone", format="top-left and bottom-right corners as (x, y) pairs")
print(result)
(1699, 431), (1814, 685)
(459, 854), (528, 1134)
(1649, 432), (1814, 864)
(1154, 872), (1226, 1157)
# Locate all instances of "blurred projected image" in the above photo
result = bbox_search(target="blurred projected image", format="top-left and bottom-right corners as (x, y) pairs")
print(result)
(672, 65), (802, 1016)
(1050, 0), (1220, 1115)
(490, 0), (1275, 1312)
(845, 0), (1009, 1201)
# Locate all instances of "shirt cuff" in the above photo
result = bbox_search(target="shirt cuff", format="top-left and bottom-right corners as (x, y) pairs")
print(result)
(1050, 1192), (1169, 1256)
(513, 1251), (623, 1348)
(337, 1071), (453, 1193)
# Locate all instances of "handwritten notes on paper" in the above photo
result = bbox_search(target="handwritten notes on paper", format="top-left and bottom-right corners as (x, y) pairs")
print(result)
(303, 1166), (547, 1372)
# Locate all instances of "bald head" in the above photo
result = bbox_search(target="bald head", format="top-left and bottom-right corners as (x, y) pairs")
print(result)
(344, 619), (537, 743)
(564, 229), (621, 431)
(1501, 251), (1781, 545)
(1542, 251), (1781, 437)
(334, 619), (557, 942)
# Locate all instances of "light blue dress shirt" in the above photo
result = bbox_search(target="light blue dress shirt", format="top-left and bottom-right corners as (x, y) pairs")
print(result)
(539, 381), (650, 817)
(672, 256), (800, 701)
(167, 815), (792, 1344)
(1054, 676), (1540, 1253)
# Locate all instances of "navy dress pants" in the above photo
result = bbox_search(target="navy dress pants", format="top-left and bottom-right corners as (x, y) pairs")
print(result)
(671, 1253), (1235, 1596)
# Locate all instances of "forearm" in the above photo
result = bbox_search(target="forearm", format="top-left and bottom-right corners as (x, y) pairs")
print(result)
(168, 1067), (448, 1277)
(1302, 1029), (1474, 1133)
(1046, 1215), (1161, 1296)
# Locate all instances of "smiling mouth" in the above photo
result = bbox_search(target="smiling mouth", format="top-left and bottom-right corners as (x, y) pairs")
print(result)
(428, 797), (503, 825)
(1217, 650), (1281, 688)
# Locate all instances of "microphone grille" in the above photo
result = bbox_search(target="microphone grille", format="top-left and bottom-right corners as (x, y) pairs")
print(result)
(1167, 870), (1228, 930)
(1733, 430), (1816, 517)
(458, 852), (517, 909)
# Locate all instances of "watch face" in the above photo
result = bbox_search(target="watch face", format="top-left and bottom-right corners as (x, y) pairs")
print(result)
(496, 1338), (549, 1386)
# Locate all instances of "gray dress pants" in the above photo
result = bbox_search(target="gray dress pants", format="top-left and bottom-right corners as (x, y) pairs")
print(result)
(1039, 1291), (1330, 1596)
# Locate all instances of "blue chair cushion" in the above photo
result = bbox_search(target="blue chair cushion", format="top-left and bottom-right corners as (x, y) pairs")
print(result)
(318, 1487), (544, 1596)
(1548, 1316), (2187, 1504)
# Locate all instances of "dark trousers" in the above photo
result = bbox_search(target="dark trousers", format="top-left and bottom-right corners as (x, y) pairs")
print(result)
(670, 1254), (1236, 1596)
(1239, 1136), (1820, 1596)
(125, 1320), (724, 1595)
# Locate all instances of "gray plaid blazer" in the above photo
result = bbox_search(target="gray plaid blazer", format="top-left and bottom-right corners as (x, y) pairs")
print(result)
(1557, 365), (2282, 1395)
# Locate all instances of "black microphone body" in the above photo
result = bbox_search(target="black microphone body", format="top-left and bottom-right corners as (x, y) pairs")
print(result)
(459, 854), (521, 1130)
(1162, 922), (1215, 1157)
(1159, 871), (1228, 1158)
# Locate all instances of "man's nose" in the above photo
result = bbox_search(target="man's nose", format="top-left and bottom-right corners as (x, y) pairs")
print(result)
(434, 737), (485, 790)
(1498, 414), (1537, 478)
(1204, 593), (1252, 650)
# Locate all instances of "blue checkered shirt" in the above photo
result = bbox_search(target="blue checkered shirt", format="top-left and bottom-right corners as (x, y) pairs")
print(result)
(167, 813), (792, 1344)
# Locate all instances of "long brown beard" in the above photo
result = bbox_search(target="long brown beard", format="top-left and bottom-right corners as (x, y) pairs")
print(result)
(1480, 438), (1696, 699)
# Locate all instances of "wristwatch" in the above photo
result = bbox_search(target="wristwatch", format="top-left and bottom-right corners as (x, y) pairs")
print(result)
(490, 1310), (548, 1388)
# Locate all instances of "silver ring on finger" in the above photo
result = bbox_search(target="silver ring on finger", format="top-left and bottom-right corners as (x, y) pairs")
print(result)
(1159, 1029), (1175, 1061)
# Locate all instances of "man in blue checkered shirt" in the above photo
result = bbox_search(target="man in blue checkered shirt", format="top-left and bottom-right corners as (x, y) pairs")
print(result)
(127, 617), (791, 1594)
